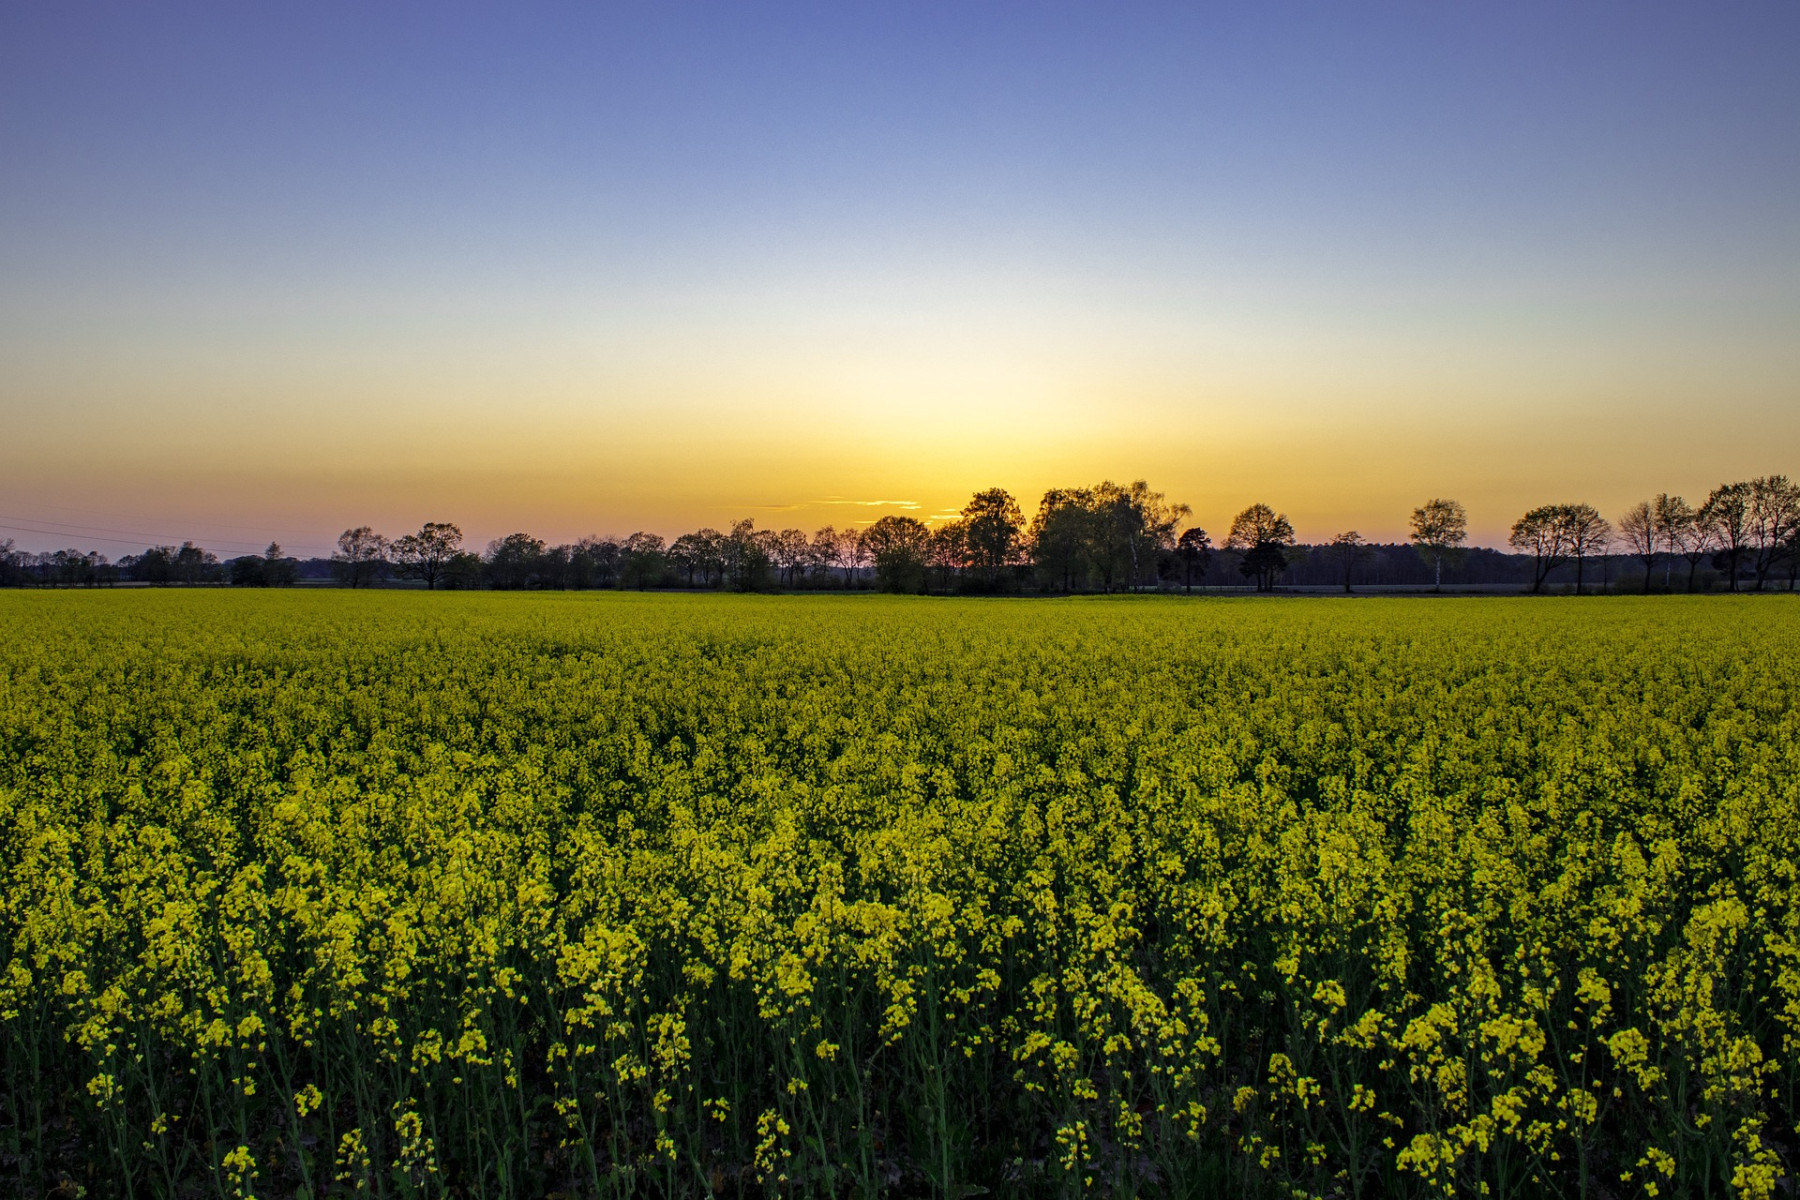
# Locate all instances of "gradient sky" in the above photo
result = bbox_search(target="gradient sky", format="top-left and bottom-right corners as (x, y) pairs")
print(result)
(3, 2), (1797, 556)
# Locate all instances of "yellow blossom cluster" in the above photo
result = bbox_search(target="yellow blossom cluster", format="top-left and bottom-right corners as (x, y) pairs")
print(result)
(1, 591), (1796, 1198)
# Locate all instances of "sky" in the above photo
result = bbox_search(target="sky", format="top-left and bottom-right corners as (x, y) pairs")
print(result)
(2, 1), (1797, 556)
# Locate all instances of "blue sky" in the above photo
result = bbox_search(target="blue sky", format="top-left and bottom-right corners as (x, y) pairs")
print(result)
(3, 2), (1797, 552)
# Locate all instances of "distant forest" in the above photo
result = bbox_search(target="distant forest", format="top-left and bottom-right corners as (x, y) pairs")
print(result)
(5, 476), (1798, 594)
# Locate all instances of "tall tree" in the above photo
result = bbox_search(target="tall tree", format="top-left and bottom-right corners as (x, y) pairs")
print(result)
(576, 536), (621, 589)
(1174, 527), (1212, 592)
(263, 542), (298, 587)
(230, 554), (268, 587)
(863, 515), (931, 593)
(132, 545), (178, 585)
(1564, 503), (1610, 594)
(390, 522), (463, 590)
(1124, 480), (1189, 590)
(960, 488), (1025, 589)
(718, 521), (771, 591)
(620, 532), (667, 591)
(1616, 501), (1658, 593)
(174, 541), (220, 585)
(1082, 480), (1189, 592)
(485, 533), (547, 589)
(772, 529), (811, 588)
(1028, 488), (1095, 593)
(1509, 506), (1573, 593)
(1699, 482), (1752, 592)
(809, 526), (850, 588)
(1409, 498), (1468, 591)
(1656, 495), (1710, 592)
(1650, 494), (1694, 591)
(845, 527), (872, 589)
(1324, 531), (1371, 594)
(668, 532), (707, 587)
(1225, 503), (1296, 592)
(1746, 475), (1800, 590)
(333, 527), (388, 588)
(926, 521), (968, 594)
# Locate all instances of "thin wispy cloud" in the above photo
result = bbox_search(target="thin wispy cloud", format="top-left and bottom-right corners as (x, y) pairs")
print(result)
(815, 499), (921, 509)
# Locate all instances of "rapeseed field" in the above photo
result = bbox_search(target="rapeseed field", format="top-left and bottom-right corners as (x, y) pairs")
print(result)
(1, 591), (1796, 1199)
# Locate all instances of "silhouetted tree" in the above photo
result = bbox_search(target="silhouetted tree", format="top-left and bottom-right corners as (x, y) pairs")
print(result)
(391, 522), (463, 589)
(1409, 498), (1468, 591)
(720, 521), (770, 591)
(264, 542), (299, 586)
(0, 540), (24, 587)
(926, 521), (967, 594)
(230, 555), (268, 586)
(1509, 506), (1574, 593)
(1175, 527), (1212, 592)
(333, 527), (388, 588)
(570, 537), (620, 589)
(173, 541), (220, 585)
(808, 526), (850, 587)
(1746, 475), (1799, 590)
(960, 488), (1025, 590)
(485, 533), (546, 590)
(620, 532), (666, 590)
(1617, 501), (1659, 592)
(442, 552), (486, 590)
(1564, 504), (1610, 594)
(1029, 488), (1095, 592)
(864, 515), (931, 593)
(1699, 483), (1752, 592)
(667, 532), (706, 587)
(1226, 503), (1296, 592)
(770, 528), (810, 588)
(1658, 495), (1709, 592)
(128, 546), (177, 585)
(1323, 531), (1371, 593)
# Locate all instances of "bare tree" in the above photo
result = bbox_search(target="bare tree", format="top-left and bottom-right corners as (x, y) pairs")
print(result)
(1564, 504), (1610, 594)
(1509, 506), (1573, 593)
(926, 520), (968, 594)
(390, 522), (463, 590)
(1653, 496), (1709, 592)
(1746, 475), (1800, 590)
(1324, 531), (1371, 594)
(1649, 494), (1692, 591)
(803, 526), (845, 587)
(770, 528), (809, 588)
(1617, 501), (1658, 593)
(1699, 483), (1752, 592)
(667, 532), (707, 587)
(688, 528), (726, 587)
(1409, 498), (1468, 591)
(333, 527), (388, 588)
(845, 527), (872, 589)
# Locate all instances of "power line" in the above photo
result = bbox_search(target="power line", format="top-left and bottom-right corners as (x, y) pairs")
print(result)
(0, 517), (329, 556)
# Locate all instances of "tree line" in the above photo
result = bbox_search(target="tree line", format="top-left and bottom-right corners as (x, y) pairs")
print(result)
(5, 474), (1797, 593)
